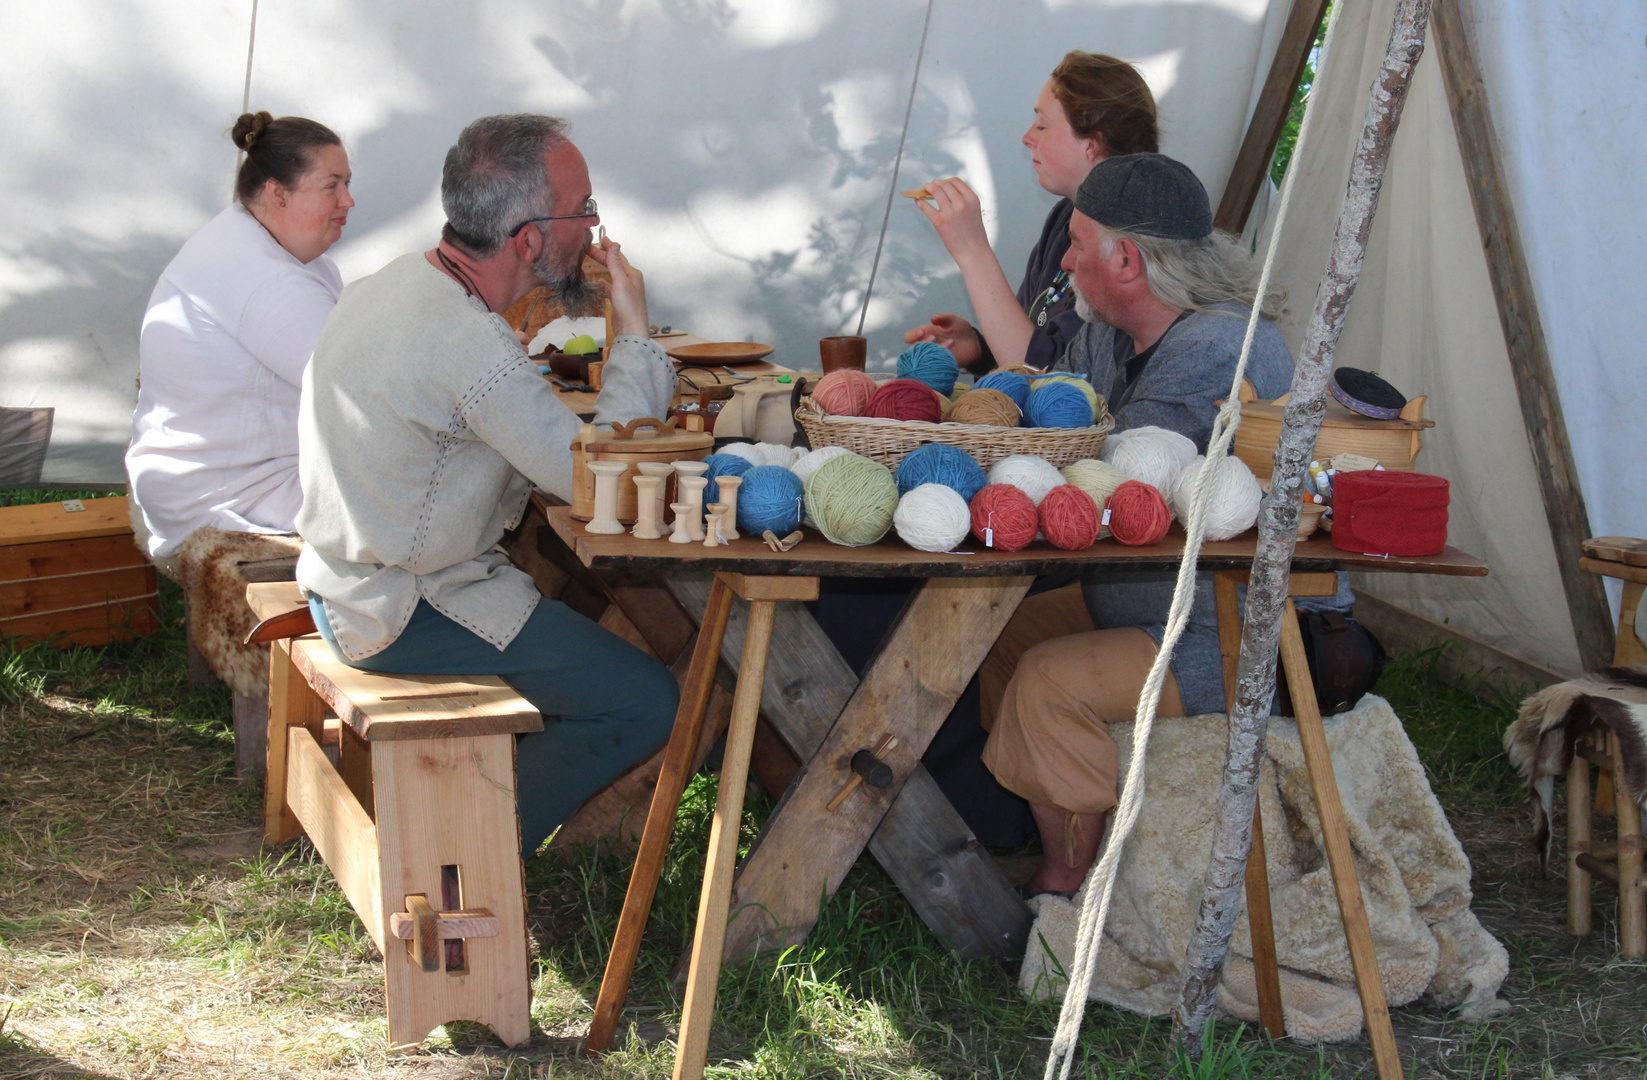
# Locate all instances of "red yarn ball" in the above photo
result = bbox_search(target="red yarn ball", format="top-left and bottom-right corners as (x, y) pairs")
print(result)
(969, 484), (1039, 552)
(813, 368), (877, 416)
(1107, 480), (1172, 546)
(864, 378), (943, 423)
(1039, 484), (1101, 550)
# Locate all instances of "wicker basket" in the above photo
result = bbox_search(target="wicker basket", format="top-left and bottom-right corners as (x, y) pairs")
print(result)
(795, 398), (1114, 471)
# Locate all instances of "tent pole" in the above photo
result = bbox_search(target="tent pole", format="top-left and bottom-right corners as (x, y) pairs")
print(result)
(1432, 0), (1614, 670)
(1171, 1), (1434, 1073)
(1213, 0), (1331, 234)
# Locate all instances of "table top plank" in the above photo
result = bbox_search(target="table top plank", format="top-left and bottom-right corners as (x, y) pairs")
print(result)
(545, 505), (1487, 579)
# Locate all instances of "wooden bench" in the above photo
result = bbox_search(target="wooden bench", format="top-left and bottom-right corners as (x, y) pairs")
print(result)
(247, 581), (542, 1049)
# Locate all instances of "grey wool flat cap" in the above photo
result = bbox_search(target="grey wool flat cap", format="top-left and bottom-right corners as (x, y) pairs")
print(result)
(1074, 153), (1213, 240)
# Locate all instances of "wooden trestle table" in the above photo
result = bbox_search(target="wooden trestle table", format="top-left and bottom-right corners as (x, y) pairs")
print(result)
(544, 506), (1486, 1080)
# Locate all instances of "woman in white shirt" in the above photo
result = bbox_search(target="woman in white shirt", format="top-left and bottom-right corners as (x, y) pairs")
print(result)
(127, 111), (353, 558)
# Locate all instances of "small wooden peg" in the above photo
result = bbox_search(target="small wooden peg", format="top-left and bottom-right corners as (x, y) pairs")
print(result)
(825, 733), (899, 812)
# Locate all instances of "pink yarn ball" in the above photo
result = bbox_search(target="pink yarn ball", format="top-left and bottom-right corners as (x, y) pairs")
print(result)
(813, 369), (877, 416)
(864, 378), (944, 423)
(969, 484), (1039, 552)
(1108, 480), (1172, 546)
(1039, 484), (1101, 550)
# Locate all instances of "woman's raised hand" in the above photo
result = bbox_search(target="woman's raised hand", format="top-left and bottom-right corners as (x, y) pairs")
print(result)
(902, 312), (981, 369)
(913, 177), (991, 264)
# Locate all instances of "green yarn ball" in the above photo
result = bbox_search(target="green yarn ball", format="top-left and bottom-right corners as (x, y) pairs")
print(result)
(804, 453), (899, 547)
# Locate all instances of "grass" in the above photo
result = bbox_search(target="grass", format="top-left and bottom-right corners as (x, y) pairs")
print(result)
(1, 487), (1644, 1077)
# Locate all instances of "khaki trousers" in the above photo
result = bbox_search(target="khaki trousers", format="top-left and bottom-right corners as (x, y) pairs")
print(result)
(982, 625), (1182, 816)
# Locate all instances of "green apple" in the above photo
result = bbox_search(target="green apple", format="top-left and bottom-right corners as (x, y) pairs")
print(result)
(563, 334), (600, 355)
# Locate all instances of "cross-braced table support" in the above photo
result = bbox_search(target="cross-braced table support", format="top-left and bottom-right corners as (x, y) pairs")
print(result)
(550, 508), (1485, 1080)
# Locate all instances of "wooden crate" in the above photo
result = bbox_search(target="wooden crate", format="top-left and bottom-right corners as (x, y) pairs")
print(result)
(0, 496), (160, 648)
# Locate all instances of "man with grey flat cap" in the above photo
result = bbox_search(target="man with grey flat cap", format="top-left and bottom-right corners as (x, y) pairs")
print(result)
(979, 153), (1306, 897)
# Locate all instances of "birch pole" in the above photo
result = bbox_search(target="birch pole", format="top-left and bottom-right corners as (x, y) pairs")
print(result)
(1171, 0), (1434, 1053)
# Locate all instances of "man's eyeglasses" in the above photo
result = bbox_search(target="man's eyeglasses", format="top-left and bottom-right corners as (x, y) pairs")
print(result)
(508, 198), (598, 237)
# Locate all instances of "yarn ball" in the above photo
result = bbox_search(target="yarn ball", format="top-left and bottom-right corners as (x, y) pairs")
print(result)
(1025, 381), (1094, 428)
(1101, 425), (1198, 497)
(895, 341), (959, 397)
(736, 465), (806, 537)
(715, 442), (766, 467)
(1107, 480), (1172, 546)
(1038, 484), (1102, 551)
(949, 388), (1021, 427)
(864, 379), (944, 423)
(986, 454), (1065, 506)
(895, 442), (987, 502)
(1170, 454), (1263, 541)
(969, 484), (1039, 552)
(1030, 375), (1101, 421)
(812, 368), (878, 416)
(1061, 459), (1129, 537)
(758, 443), (806, 468)
(805, 453), (899, 546)
(791, 445), (854, 486)
(974, 370), (1031, 410)
(894, 483), (972, 552)
(700, 452), (752, 505)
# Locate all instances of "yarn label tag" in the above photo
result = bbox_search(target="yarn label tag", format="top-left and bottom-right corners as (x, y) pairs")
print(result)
(984, 527), (994, 548)
(1101, 508), (1112, 526)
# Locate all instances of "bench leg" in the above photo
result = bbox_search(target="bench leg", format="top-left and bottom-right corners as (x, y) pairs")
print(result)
(264, 640), (325, 845)
(1568, 734), (1594, 937)
(1612, 729), (1646, 959)
(373, 734), (531, 1050)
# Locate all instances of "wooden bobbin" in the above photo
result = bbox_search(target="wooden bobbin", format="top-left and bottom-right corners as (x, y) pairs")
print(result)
(716, 475), (744, 542)
(585, 462), (628, 535)
(668, 503), (694, 544)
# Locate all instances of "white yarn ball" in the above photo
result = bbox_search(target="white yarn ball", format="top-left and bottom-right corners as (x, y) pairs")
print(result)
(717, 442), (766, 467)
(791, 445), (853, 486)
(1171, 454), (1263, 540)
(754, 442), (802, 468)
(894, 484), (971, 552)
(986, 454), (1064, 506)
(1100, 426), (1198, 510)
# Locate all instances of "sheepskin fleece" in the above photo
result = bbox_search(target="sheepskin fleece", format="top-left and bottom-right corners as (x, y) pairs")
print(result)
(1018, 695), (1508, 1042)
(1504, 668), (1647, 870)
(175, 529), (303, 696)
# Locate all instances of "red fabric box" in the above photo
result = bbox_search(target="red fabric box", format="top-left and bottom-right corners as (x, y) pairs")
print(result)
(1331, 470), (1449, 557)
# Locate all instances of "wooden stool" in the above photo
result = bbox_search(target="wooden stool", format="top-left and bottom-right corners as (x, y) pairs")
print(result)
(1570, 538), (1647, 958)
(247, 582), (543, 1049)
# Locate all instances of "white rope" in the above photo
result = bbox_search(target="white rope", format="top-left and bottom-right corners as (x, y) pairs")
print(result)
(1041, 5), (1344, 1074)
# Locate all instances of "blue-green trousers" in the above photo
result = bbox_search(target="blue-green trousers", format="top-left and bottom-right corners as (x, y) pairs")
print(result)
(310, 595), (678, 855)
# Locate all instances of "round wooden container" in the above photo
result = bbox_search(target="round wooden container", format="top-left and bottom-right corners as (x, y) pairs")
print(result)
(1229, 380), (1434, 484)
(570, 417), (713, 523)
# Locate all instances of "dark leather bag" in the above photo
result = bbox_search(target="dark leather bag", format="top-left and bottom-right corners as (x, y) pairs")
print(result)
(1277, 609), (1388, 717)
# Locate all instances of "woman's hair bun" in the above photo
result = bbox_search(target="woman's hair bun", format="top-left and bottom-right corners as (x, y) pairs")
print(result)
(232, 110), (275, 152)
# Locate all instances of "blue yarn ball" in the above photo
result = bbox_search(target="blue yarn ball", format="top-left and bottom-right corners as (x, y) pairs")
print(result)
(735, 465), (805, 536)
(894, 442), (987, 502)
(975, 370), (1031, 410)
(895, 342), (959, 397)
(701, 453), (753, 505)
(1025, 382), (1093, 428)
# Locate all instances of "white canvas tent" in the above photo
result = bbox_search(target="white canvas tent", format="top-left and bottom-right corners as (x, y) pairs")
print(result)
(1, 0), (1640, 678)
(0, 0), (1293, 481)
(1258, 0), (1646, 677)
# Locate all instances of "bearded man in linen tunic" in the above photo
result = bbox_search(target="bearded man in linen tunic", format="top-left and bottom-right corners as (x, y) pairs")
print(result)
(296, 114), (679, 854)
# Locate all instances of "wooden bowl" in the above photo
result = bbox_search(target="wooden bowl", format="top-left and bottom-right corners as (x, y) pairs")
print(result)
(667, 342), (775, 366)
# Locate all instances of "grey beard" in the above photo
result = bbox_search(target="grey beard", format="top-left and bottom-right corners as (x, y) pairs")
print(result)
(534, 243), (604, 317)
(1074, 291), (1096, 324)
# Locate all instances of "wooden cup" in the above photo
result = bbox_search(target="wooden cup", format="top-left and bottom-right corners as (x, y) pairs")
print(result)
(819, 336), (867, 373)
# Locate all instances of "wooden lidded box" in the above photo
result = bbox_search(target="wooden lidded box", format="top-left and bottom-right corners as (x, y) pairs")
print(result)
(1230, 380), (1434, 484)
(0, 496), (160, 648)
(569, 417), (712, 523)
